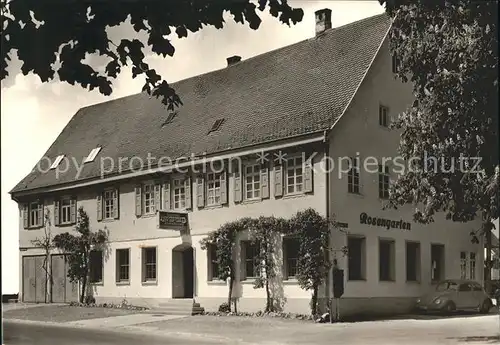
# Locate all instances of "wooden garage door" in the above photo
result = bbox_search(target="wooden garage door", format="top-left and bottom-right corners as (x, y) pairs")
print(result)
(51, 254), (79, 303)
(22, 255), (46, 303)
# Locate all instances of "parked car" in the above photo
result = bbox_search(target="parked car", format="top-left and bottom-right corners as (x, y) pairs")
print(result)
(415, 279), (493, 314)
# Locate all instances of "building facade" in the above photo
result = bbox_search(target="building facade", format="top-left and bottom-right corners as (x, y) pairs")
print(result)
(12, 11), (484, 316)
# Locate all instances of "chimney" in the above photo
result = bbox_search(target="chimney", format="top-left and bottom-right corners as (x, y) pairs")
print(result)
(226, 55), (241, 66)
(315, 8), (332, 36)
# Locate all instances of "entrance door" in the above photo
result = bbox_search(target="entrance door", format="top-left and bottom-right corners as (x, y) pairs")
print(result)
(22, 256), (37, 302)
(172, 244), (194, 298)
(182, 248), (194, 298)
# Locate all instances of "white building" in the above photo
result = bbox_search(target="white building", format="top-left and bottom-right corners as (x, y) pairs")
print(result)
(11, 11), (484, 316)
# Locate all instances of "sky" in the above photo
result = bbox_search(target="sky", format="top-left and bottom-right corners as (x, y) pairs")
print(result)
(1, 0), (387, 295)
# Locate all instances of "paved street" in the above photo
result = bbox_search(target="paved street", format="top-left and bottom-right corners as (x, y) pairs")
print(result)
(2, 320), (223, 345)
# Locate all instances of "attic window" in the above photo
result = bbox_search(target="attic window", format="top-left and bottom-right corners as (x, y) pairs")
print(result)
(161, 111), (177, 127)
(84, 147), (102, 163)
(208, 118), (225, 134)
(50, 155), (65, 169)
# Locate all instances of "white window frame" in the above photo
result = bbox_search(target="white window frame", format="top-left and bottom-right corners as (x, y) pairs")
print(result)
(285, 156), (303, 195)
(29, 201), (42, 228)
(116, 248), (130, 283)
(378, 164), (390, 199)
(243, 241), (260, 279)
(142, 183), (156, 215)
(469, 252), (476, 280)
(244, 164), (260, 200)
(460, 251), (467, 279)
(172, 178), (186, 210)
(206, 172), (222, 206)
(60, 196), (72, 225)
(142, 247), (157, 283)
(379, 105), (389, 127)
(283, 237), (299, 280)
(103, 189), (115, 220)
(347, 157), (360, 194)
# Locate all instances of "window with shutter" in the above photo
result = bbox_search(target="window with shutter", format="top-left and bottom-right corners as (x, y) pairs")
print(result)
(285, 156), (304, 195)
(274, 164), (283, 197)
(233, 161), (242, 203)
(143, 183), (155, 215)
(172, 178), (186, 210)
(135, 186), (142, 216)
(60, 197), (72, 224)
(28, 201), (43, 228)
(103, 189), (115, 219)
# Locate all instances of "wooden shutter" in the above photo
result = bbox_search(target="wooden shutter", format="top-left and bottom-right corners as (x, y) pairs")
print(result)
(240, 242), (246, 281)
(260, 164), (269, 199)
(113, 189), (119, 219)
(220, 171), (228, 205)
(282, 239), (287, 280)
(37, 201), (44, 227)
(234, 161), (242, 203)
(196, 176), (205, 208)
(54, 200), (60, 226)
(70, 198), (77, 223)
(23, 204), (29, 228)
(135, 186), (142, 217)
(274, 164), (283, 197)
(154, 183), (161, 212)
(184, 177), (192, 209)
(304, 156), (313, 193)
(162, 180), (170, 210)
(96, 194), (103, 221)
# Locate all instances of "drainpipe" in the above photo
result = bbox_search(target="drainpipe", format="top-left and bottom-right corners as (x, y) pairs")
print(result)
(323, 130), (331, 316)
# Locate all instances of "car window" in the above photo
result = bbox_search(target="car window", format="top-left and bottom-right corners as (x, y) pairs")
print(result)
(459, 283), (471, 292)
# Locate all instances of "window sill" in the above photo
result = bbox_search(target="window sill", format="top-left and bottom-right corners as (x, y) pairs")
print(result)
(379, 279), (396, 283)
(406, 280), (421, 284)
(26, 225), (44, 230)
(347, 278), (367, 282)
(142, 280), (158, 286)
(202, 204), (224, 210)
(241, 199), (261, 205)
(100, 218), (117, 223)
(90, 282), (104, 286)
(281, 193), (308, 200)
(207, 280), (227, 286)
(348, 192), (364, 198)
(57, 222), (76, 228)
(379, 124), (391, 130)
(116, 281), (130, 286)
(141, 213), (157, 219)
(283, 279), (299, 285)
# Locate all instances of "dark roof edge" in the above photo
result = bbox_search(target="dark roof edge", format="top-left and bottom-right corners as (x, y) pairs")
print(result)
(10, 130), (327, 198)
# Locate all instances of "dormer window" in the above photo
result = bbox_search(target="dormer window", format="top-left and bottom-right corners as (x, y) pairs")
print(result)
(84, 147), (102, 163)
(208, 118), (225, 134)
(50, 155), (65, 169)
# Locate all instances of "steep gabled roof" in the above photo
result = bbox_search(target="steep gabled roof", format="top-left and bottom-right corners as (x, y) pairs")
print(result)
(11, 13), (391, 194)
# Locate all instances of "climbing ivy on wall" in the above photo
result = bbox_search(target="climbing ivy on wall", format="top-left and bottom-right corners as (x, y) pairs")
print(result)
(200, 208), (339, 315)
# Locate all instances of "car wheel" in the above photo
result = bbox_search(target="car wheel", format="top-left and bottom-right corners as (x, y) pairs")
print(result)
(479, 299), (492, 314)
(444, 301), (456, 315)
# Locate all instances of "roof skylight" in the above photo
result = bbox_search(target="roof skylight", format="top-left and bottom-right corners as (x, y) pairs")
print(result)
(84, 147), (102, 163)
(50, 155), (65, 169)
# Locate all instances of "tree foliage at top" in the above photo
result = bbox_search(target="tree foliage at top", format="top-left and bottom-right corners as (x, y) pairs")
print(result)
(1, 0), (303, 109)
(386, 1), (499, 235)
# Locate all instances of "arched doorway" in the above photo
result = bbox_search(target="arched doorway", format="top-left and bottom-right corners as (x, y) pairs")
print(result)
(172, 243), (194, 298)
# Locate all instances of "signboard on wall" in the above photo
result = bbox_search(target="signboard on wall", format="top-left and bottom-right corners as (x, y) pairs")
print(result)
(158, 211), (188, 230)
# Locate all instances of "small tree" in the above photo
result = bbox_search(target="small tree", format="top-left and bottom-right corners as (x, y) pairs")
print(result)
(249, 216), (289, 312)
(289, 208), (332, 316)
(31, 207), (54, 303)
(52, 207), (108, 303)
